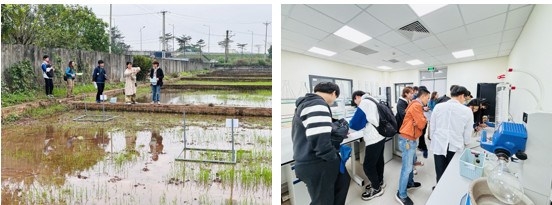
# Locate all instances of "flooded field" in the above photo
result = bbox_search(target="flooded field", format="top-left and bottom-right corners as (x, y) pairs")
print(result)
(1, 111), (272, 205)
(114, 90), (272, 108)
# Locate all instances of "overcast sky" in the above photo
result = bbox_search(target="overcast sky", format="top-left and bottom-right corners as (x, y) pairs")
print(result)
(84, 4), (272, 53)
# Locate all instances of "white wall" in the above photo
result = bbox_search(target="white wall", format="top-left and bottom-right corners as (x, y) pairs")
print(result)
(385, 57), (507, 111)
(447, 56), (509, 96)
(507, 4), (552, 120)
(281, 51), (384, 117)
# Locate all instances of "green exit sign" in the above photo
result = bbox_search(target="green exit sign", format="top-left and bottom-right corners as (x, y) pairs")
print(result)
(428, 67), (435, 71)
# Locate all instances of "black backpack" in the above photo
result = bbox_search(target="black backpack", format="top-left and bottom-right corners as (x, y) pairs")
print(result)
(366, 97), (398, 138)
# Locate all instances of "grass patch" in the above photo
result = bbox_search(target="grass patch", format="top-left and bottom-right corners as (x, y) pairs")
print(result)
(179, 69), (212, 77)
(2, 83), (125, 107)
(174, 80), (272, 86)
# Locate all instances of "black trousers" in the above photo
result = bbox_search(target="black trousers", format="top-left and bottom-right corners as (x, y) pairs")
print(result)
(434, 150), (456, 183)
(44, 78), (53, 95)
(295, 157), (349, 205)
(418, 124), (428, 151)
(363, 139), (385, 190)
(96, 83), (105, 102)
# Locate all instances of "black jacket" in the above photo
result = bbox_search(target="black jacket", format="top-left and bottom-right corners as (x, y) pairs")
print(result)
(292, 93), (337, 165)
(395, 98), (408, 132)
(150, 67), (165, 86)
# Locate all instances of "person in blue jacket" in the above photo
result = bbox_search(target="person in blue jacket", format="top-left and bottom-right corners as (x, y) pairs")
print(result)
(92, 60), (107, 103)
(65, 61), (76, 98)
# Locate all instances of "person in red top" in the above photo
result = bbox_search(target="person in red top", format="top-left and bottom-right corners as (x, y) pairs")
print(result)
(395, 87), (430, 205)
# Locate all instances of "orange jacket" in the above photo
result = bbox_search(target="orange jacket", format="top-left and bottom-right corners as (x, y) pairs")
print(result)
(399, 100), (427, 141)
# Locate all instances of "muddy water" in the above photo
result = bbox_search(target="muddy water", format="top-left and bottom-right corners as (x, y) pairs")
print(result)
(115, 90), (272, 108)
(1, 112), (271, 205)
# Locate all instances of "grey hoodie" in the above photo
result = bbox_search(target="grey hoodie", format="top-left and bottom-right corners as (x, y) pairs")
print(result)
(292, 93), (338, 165)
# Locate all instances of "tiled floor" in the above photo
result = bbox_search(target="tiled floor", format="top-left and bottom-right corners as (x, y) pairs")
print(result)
(345, 149), (438, 205)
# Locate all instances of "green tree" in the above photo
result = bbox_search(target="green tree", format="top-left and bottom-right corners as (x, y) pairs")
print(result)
(110, 26), (130, 55)
(175, 34), (191, 52)
(132, 55), (152, 81)
(1, 4), (109, 52)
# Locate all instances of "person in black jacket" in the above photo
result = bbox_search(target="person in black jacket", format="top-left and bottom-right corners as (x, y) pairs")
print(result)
(396, 86), (414, 130)
(92, 60), (107, 103)
(292, 82), (348, 205)
(149, 61), (164, 104)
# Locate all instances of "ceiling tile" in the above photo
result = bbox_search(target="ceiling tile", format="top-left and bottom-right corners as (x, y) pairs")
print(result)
(459, 4), (509, 24)
(348, 12), (392, 38)
(498, 49), (512, 56)
(505, 5), (533, 30)
(499, 41), (516, 51)
(420, 56), (440, 66)
(466, 14), (507, 38)
(376, 31), (410, 47)
(476, 52), (499, 60)
(469, 32), (502, 48)
(501, 27), (523, 42)
(308, 4), (363, 24)
(357, 4), (371, 9)
(289, 5), (344, 34)
(317, 35), (359, 53)
(282, 29), (320, 48)
(434, 53), (456, 63)
(473, 44), (500, 55)
(413, 36), (444, 50)
(425, 46), (449, 56)
(509, 4), (529, 11)
(366, 4), (418, 29)
(457, 56), (476, 62)
(395, 42), (422, 54)
(420, 5), (464, 34)
(445, 41), (472, 52)
(361, 39), (391, 52)
(282, 4), (295, 16)
(282, 18), (330, 40)
(436, 26), (468, 44)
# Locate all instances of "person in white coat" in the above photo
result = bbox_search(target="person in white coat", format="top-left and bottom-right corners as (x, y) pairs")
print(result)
(349, 91), (386, 200)
(124, 62), (141, 104)
(430, 86), (474, 185)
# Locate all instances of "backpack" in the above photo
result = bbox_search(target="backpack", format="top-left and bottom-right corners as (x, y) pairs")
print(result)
(366, 97), (398, 137)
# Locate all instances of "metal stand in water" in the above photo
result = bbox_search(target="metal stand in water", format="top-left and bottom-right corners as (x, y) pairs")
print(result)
(73, 93), (116, 122)
(175, 112), (237, 164)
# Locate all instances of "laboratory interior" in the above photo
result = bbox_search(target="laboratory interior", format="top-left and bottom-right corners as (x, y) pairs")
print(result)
(281, 4), (552, 205)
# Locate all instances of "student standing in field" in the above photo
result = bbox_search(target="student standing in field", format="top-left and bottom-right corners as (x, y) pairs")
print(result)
(124, 62), (140, 104)
(92, 60), (107, 103)
(65, 61), (76, 98)
(150, 61), (164, 104)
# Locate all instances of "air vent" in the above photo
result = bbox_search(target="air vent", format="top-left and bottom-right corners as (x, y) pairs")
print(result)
(399, 21), (429, 33)
(351, 45), (378, 55)
(388, 59), (400, 63)
(398, 21), (431, 41)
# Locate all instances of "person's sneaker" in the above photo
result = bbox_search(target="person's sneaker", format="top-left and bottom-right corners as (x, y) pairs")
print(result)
(365, 181), (386, 191)
(414, 161), (424, 166)
(423, 150), (428, 159)
(395, 192), (414, 205)
(125, 102), (132, 104)
(96, 100), (101, 103)
(361, 187), (383, 201)
(407, 182), (422, 190)
(151, 101), (155, 104)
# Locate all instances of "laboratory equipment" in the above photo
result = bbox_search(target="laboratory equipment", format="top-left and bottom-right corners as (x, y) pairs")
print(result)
(480, 122), (527, 157)
(495, 82), (511, 126)
(487, 153), (525, 204)
(520, 112), (552, 205)
(468, 178), (534, 205)
(459, 149), (485, 180)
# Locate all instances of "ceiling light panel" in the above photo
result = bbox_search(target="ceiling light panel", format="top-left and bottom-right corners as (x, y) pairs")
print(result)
(409, 4), (447, 17)
(308, 47), (337, 56)
(334, 25), (372, 44)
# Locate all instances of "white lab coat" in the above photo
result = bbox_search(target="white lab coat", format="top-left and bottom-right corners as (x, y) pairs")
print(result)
(429, 99), (474, 156)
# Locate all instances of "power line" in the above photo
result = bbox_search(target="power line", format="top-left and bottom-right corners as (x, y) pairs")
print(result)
(96, 12), (158, 17)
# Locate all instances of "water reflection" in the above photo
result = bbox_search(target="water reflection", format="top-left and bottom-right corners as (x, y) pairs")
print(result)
(149, 129), (164, 161)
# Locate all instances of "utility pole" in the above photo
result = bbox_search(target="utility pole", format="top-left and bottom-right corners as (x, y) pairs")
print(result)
(203, 24), (210, 53)
(263, 21), (270, 57)
(248, 30), (253, 64)
(224, 30), (230, 63)
(108, 5), (112, 53)
(170, 24), (175, 51)
(161, 10), (167, 58)
(140, 26), (146, 51)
